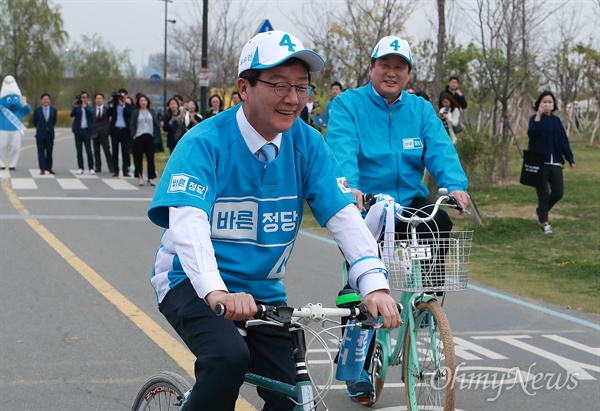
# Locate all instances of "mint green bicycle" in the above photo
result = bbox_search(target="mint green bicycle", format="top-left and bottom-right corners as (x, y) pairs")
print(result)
(352, 192), (473, 410)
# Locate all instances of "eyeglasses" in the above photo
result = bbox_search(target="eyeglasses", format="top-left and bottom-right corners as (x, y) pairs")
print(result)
(256, 79), (315, 98)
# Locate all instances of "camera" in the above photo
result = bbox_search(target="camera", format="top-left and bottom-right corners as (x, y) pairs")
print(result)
(111, 91), (123, 98)
(74, 95), (82, 105)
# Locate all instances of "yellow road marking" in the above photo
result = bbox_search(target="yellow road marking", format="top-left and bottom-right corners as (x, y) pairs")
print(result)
(1, 178), (256, 410)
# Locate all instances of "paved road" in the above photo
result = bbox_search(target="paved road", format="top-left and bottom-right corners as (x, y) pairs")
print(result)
(1, 130), (598, 410)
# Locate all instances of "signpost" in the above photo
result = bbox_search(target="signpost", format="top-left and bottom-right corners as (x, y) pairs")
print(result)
(199, 67), (210, 88)
(256, 19), (273, 34)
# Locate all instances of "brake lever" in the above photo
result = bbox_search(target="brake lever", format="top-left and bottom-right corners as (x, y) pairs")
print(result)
(447, 196), (471, 215)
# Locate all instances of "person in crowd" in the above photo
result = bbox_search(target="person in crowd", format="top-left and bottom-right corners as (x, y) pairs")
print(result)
(70, 91), (94, 174)
(206, 94), (224, 118)
(438, 92), (461, 144)
(31, 93), (57, 174)
(130, 93), (160, 186)
(326, 35), (469, 402)
(300, 93), (316, 126)
(528, 90), (575, 234)
(109, 88), (133, 177)
(323, 81), (343, 127)
(147, 30), (400, 411)
(91, 93), (113, 173)
(163, 97), (184, 153)
(230, 91), (241, 106)
(439, 76), (467, 109)
(184, 99), (203, 130)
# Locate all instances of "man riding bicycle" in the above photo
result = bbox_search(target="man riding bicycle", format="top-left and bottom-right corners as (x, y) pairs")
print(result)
(147, 30), (400, 411)
(326, 35), (470, 402)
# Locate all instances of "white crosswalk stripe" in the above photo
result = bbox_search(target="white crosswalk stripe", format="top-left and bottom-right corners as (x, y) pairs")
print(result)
(4, 169), (141, 191)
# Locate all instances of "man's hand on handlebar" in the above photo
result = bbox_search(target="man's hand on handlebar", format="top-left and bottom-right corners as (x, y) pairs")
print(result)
(206, 290), (257, 321)
(352, 188), (365, 212)
(448, 190), (470, 214)
(361, 289), (402, 329)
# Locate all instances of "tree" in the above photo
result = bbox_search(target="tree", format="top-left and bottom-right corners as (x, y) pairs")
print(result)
(294, 0), (417, 89)
(66, 34), (131, 98)
(0, 0), (68, 103)
(167, 0), (257, 104)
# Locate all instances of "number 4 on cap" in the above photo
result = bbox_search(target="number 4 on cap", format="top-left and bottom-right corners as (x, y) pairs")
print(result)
(389, 39), (401, 51)
(279, 34), (297, 52)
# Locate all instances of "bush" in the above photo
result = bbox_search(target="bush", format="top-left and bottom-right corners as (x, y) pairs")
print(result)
(455, 130), (500, 189)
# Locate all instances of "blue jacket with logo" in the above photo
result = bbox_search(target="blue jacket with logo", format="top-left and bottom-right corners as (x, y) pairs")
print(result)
(326, 83), (468, 206)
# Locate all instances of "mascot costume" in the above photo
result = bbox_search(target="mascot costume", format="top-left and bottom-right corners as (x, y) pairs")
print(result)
(0, 75), (31, 170)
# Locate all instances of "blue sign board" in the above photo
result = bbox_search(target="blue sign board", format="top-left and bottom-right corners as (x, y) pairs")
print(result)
(256, 19), (273, 34)
(150, 74), (161, 85)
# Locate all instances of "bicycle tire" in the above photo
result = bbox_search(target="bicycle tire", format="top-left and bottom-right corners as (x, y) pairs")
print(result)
(403, 300), (456, 411)
(131, 371), (191, 411)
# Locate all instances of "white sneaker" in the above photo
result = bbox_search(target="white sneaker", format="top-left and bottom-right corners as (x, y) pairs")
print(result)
(76, 169), (84, 175)
(541, 224), (553, 234)
(89, 169), (95, 175)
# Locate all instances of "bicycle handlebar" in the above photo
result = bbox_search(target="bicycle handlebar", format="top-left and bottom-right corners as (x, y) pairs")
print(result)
(215, 302), (383, 329)
(363, 190), (464, 226)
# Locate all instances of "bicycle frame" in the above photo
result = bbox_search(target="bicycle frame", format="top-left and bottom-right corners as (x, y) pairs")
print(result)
(243, 327), (316, 411)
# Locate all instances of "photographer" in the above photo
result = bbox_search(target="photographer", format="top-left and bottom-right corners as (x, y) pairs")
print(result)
(70, 91), (94, 174)
(108, 88), (133, 177)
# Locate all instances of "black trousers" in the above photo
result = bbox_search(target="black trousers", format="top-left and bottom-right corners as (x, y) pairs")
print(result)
(159, 279), (296, 411)
(111, 127), (130, 175)
(74, 129), (93, 170)
(132, 134), (156, 179)
(536, 165), (564, 223)
(93, 129), (112, 172)
(36, 137), (54, 171)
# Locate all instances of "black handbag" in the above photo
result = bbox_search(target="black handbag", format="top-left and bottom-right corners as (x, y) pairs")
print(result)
(520, 150), (545, 187)
(452, 123), (463, 134)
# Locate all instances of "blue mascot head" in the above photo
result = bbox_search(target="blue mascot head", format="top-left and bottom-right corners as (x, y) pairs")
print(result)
(0, 76), (23, 110)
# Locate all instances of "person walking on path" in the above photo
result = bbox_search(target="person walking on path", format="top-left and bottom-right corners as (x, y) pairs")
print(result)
(528, 90), (575, 234)
(70, 91), (95, 174)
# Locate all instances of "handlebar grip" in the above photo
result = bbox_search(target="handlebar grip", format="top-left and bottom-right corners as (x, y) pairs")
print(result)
(447, 196), (463, 212)
(214, 302), (267, 319)
(215, 302), (226, 316)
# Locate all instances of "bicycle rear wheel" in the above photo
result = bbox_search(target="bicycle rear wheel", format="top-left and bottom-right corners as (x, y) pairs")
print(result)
(403, 300), (456, 411)
(131, 371), (191, 411)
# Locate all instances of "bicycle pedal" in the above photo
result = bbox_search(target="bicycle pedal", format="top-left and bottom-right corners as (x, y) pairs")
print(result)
(351, 395), (376, 407)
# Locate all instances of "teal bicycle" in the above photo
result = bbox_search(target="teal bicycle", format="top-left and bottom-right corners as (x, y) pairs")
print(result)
(131, 302), (380, 411)
(347, 191), (473, 410)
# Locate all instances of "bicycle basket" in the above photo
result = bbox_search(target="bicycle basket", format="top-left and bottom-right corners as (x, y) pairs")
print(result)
(379, 230), (473, 292)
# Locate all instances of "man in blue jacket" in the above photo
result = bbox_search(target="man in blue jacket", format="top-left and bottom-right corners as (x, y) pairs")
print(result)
(326, 36), (470, 401)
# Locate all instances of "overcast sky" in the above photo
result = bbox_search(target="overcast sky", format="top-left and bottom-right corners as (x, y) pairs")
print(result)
(56, 0), (599, 76)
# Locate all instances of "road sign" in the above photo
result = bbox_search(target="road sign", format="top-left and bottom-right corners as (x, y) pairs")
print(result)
(199, 67), (210, 88)
(150, 74), (161, 85)
(256, 19), (273, 34)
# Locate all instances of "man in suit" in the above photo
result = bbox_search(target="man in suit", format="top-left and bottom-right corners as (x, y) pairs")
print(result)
(70, 91), (95, 174)
(438, 76), (467, 110)
(31, 93), (57, 175)
(109, 88), (133, 177)
(92, 93), (113, 173)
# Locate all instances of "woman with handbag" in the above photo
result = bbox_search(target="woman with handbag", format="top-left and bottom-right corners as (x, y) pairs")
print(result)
(527, 91), (575, 234)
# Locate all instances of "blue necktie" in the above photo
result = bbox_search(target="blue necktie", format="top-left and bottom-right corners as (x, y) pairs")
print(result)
(260, 143), (277, 162)
(44, 107), (49, 121)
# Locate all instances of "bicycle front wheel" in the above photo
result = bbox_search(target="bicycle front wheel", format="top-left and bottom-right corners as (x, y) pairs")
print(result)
(403, 300), (456, 411)
(131, 371), (191, 411)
